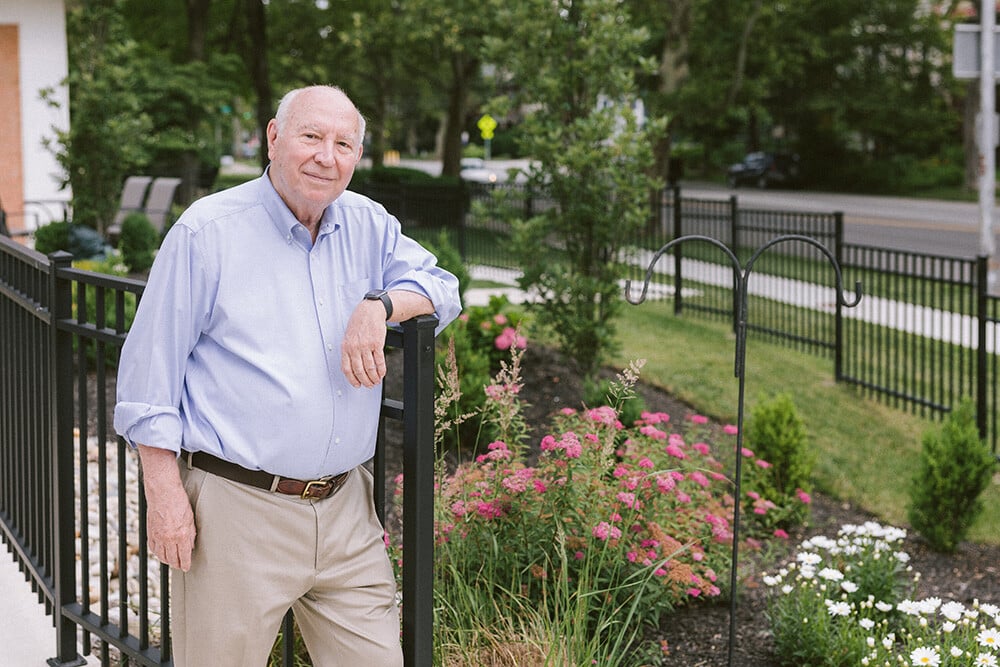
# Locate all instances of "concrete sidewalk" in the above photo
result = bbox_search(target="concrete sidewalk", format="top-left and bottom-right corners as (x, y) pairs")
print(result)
(2, 550), (74, 666)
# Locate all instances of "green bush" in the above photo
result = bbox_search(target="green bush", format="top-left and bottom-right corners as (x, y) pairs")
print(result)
(33, 222), (109, 259)
(743, 393), (814, 526)
(907, 398), (995, 553)
(419, 231), (470, 301)
(33, 221), (73, 255)
(117, 212), (159, 273)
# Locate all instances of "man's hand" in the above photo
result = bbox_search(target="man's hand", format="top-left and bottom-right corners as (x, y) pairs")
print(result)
(138, 445), (196, 571)
(341, 299), (389, 388)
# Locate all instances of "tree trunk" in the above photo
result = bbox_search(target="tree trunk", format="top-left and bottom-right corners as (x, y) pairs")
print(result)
(244, 0), (272, 171)
(441, 54), (479, 178)
(651, 0), (693, 185)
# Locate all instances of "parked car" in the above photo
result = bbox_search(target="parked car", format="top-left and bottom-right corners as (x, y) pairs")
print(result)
(726, 152), (801, 189)
(459, 157), (499, 184)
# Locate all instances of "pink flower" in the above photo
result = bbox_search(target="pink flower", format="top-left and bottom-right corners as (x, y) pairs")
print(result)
(723, 424), (739, 435)
(616, 492), (638, 509)
(496, 326), (526, 350)
(688, 471), (710, 488)
(640, 411), (670, 424)
(692, 442), (710, 455)
(773, 529), (789, 539)
(493, 314), (508, 325)
(637, 456), (654, 469)
(665, 443), (687, 459)
(540, 435), (557, 451)
(459, 313), (469, 322)
(655, 475), (675, 493)
(689, 414), (708, 425)
(639, 425), (667, 440)
(796, 488), (812, 504)
(533, 480), (548, 493)
(613, 464), (630, 478)
(740, 447), (755, 458)
(687, 588), (702, 597)
(592, 521), (622, 541)
(574, 551), (585, 560)
(755, 459), (772, 469)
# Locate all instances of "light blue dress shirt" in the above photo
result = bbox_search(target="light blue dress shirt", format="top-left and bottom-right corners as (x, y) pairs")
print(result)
(114, 173), (461, 479)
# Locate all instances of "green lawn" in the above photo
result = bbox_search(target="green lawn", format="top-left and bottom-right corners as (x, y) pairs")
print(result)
(606, 298), (1000, 545)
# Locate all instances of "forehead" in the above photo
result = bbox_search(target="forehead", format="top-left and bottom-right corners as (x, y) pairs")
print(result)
(285, 90), (359, 134)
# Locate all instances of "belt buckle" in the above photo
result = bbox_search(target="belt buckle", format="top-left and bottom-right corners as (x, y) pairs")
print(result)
(301, 478), (332, 500)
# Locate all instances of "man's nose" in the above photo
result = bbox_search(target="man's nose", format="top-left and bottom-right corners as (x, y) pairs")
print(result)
(314, 140), (337, 164)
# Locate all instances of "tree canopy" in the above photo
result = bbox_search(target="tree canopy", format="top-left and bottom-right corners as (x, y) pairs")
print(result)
(52, 0), (964, 199)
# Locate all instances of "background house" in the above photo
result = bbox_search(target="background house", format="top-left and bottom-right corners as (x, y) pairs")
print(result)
(0, 0), (70, 237)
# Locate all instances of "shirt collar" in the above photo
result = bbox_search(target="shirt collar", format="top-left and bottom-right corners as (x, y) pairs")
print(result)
(259, 167), (341, 242)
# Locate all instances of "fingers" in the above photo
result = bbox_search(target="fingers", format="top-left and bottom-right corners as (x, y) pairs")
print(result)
(149, 535), (194, 572)
(341, 303), (389, 387)
(342, 347), (387, 388)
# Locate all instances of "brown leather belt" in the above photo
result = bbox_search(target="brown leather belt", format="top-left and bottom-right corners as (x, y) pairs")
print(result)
(182, 450), (351, 500)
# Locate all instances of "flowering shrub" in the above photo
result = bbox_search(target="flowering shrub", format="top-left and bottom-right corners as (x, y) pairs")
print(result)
(436, 295), (528, 450)
(764, 521), (1000, 667)
(399, 345), (812, 663)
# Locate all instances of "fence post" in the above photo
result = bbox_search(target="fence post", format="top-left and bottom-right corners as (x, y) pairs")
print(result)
(729, 195), (739, 334)
(400, 314), (438, 667)
(672, 186), (683, 315)
(976, 255), (989, 443)
(48, 251), (86, 667)
(834, 212), (845, 382)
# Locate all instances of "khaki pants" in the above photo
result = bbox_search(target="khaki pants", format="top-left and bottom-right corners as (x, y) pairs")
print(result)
(170, 463), (403, 667)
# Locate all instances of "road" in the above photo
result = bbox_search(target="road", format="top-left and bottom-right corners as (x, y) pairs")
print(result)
(350, 158), (997, 258)
(682, 181), (999, 258)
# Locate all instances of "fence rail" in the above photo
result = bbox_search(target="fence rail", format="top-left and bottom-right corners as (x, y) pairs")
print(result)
(0, 234), (438, 666)
(399, 182), (1000, 454)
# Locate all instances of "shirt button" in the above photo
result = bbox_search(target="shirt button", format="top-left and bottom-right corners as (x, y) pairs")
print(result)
(318, 298), (324, 306)
(335, 437), (341, 444)
(326, 343), (333, 351)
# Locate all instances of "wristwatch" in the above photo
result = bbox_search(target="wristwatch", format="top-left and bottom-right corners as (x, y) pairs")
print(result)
(364, 289), (393, 321)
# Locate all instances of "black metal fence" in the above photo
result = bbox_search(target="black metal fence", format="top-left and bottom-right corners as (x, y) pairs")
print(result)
(388, 181), (1000, 455)
(0, 234), (438, 666)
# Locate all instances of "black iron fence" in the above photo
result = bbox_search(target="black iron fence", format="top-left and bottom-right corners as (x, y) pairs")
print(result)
(0, 234), (438, 666)
(389, 182), (1000, 455)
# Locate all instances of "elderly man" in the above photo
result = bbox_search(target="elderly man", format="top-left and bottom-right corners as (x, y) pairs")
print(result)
(115, 85), (461, 666)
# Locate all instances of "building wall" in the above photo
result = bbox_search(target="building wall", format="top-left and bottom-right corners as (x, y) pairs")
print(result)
(0, 0), (69, 234)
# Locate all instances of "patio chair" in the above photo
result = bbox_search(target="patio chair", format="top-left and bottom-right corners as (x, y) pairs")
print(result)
(106, 175), (153, 240)
(143, 177), (183, 235)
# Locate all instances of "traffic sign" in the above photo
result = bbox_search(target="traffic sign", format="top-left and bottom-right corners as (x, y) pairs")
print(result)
(477, 114), (497, 140)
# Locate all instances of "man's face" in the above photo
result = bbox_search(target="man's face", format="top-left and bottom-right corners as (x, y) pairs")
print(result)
(266, 88), (363, 222)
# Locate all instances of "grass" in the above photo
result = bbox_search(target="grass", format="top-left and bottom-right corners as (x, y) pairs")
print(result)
(605, 298), (1000, 545)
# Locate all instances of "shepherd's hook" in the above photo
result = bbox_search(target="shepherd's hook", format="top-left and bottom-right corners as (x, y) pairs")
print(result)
(624, 233), (862, 667)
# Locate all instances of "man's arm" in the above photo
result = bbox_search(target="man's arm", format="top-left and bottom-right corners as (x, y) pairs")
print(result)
(138, 445), (196, 572)
(341, 290), (434, 389)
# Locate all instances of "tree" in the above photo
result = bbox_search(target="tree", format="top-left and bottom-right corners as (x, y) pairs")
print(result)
(485, 0), (664, 378)
(44, 0), (154, 235)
